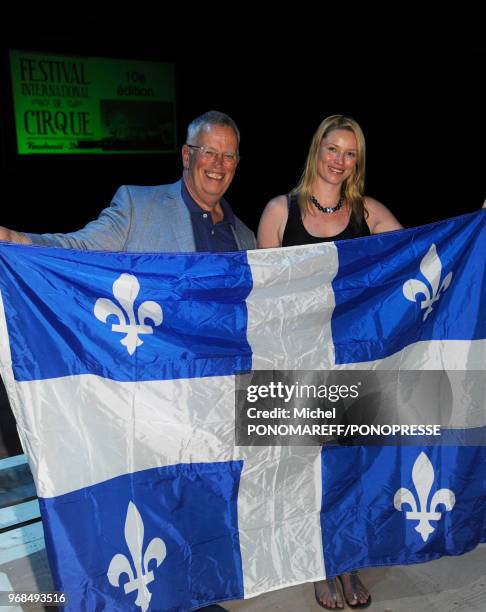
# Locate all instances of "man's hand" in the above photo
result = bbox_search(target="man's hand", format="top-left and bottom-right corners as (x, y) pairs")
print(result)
(0, 226), (32, 244)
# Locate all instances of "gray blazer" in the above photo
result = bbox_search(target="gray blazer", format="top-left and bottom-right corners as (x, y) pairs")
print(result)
(27, 180), (256, 252)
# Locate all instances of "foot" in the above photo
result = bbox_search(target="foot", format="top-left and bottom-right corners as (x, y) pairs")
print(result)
(338, 571), (371, 608)
(314, 579), (344, 609)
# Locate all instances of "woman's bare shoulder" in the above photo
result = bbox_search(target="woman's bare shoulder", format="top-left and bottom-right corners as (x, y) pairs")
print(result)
(264, 194), (289, 212)
(257, 195), (290, 248)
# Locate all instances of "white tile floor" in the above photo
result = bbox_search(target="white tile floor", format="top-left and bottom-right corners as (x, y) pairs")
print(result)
(1, 545), (484, 611)
(225, 545), (486, 611)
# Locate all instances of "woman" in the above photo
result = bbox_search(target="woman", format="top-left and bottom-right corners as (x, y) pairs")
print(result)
(257, 115), (402, 610)
(258, 114), (401, 249)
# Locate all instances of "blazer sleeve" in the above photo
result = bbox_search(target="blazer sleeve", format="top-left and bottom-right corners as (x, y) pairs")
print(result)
(26, 186), (133, 251)
(234, 217), (257, 250)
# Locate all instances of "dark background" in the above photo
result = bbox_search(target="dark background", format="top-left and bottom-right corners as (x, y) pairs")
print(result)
(0, 4), (485, 454)
(1, 4), (485, 236)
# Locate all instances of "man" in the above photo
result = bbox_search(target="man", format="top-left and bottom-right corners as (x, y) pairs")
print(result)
(0, 110), (255, 253)
(0, 110), (254, 612)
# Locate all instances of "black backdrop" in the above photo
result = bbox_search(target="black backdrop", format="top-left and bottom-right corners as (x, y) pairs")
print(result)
(1, 5), (486, 455)
(1, 5), (485, 236)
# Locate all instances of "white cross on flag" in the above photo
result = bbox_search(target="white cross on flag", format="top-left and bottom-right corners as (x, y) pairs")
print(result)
(0, 210), (485, 611)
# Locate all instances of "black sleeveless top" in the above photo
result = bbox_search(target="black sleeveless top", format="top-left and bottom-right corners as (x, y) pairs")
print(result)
(282, 194), (370, 246)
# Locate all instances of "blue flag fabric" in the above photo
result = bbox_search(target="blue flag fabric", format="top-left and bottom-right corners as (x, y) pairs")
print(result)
(0, 210), (485, 611)
(0, 249), (253, 382)
(320, 445), (486, 578)
(332, 213), (486, 363)
(40, 462), (245, 611)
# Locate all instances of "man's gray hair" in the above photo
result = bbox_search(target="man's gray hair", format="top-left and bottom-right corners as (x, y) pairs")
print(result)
(186, 110), (240, 147)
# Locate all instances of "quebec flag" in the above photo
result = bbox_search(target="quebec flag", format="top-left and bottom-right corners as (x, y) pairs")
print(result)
(0, 211), (485, 611)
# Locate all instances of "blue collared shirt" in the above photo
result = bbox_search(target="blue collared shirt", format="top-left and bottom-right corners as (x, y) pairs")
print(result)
(181, 181), (239, 252)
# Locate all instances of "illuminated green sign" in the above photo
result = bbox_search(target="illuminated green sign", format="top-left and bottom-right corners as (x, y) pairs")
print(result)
(10, 50), (176, 155)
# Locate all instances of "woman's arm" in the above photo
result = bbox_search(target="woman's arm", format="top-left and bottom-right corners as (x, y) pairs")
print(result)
(257, 195), (289, 248)
(364, 196), (403, 234)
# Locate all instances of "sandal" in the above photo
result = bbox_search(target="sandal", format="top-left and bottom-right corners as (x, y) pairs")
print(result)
(337, 571), (371, 609)
(314, 578), (344, 609)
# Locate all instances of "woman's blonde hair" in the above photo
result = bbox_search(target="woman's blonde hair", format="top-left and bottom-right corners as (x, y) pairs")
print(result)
(291, 114), (367, 225)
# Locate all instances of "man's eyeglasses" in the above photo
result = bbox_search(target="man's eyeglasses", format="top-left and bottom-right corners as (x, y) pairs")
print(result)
(186, 144), (240, 166)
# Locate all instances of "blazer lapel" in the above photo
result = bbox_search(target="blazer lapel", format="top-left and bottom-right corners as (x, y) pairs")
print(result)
(162, 181), (196, 252)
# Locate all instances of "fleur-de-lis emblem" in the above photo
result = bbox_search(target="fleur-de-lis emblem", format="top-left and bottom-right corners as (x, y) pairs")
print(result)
(94, 274), (163, 355)
(403, 244), (452, 321)
(394, 452), (455, 542)
(107, 501), (167, 612)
